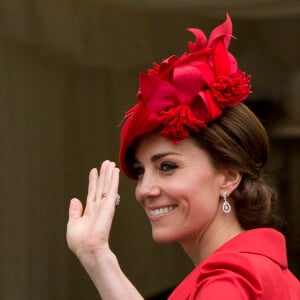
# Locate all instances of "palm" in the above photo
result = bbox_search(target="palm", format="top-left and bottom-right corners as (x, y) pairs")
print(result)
(66, 161), (120, 256)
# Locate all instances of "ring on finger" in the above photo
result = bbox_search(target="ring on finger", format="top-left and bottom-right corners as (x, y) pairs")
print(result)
(115, 193), (121, 206)
(100, 192), (120, 206)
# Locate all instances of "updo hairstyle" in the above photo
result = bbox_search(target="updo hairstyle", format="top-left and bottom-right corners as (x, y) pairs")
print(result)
(192, 103), (278, 230)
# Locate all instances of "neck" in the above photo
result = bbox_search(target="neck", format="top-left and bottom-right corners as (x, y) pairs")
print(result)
(180, 211), (244, 266)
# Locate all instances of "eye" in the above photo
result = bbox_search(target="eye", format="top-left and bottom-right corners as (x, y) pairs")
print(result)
(132, 164), (144, 177)
(159, 161), (178, 172)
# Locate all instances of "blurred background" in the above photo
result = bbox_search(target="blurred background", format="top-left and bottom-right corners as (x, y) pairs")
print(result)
(0, 1), (299, 299)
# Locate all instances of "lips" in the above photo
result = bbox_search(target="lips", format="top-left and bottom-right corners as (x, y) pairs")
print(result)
(148, 205), (177, 218)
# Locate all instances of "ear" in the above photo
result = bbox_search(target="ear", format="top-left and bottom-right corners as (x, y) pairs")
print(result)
(220, 168), (242, 196)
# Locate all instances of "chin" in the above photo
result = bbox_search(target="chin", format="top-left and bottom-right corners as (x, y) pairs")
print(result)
(152, 229), (178, 244)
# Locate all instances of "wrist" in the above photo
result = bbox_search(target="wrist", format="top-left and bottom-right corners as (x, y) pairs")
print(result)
(76, 245), (117, 273)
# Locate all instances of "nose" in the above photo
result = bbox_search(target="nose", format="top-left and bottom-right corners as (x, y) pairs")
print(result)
(135, 172), (161, 203)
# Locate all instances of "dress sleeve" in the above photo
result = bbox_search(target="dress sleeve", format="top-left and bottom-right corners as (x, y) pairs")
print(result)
(191, 251), (263, 300)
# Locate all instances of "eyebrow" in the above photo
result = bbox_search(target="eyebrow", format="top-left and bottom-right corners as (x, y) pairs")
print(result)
(134, 151), (181, 164)
(150, 151), (181, 162)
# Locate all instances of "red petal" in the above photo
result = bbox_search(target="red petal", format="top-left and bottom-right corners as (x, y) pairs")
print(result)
(187, 28), (207, 52)
(208, 13), (232, 49)
(190, 61), (215, 86)
(213, 40), (232, 77)
(139, 74), (178, 112)
(196, 90), (222, 121)
(173, 65), (204, 104)
(158, 55), (178, 78)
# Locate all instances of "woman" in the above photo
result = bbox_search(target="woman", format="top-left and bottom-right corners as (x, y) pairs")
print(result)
(66, 14), (299, 299)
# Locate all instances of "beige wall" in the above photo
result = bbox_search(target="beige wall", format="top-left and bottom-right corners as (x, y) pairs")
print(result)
(0, 2), (299, 299)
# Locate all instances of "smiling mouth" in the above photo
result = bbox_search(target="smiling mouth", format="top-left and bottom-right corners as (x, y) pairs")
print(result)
(149, 205), (177, 217)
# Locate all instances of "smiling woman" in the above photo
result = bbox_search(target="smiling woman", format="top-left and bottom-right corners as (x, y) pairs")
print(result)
(133, 132), (243, 253)
(66, 14), (299, 299)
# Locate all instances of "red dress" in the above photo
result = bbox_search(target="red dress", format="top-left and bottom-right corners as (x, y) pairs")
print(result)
(168, 228), (299, 299)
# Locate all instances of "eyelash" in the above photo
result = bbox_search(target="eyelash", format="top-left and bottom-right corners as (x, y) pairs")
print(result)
(159, 161), (178, 172)
(133, 166), (144, 176)
(133, 161), (178, 177)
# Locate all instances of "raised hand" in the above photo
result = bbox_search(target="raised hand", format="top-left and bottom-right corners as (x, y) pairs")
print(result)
(66, 160), (120, 259)
(66, 161), (143, 299)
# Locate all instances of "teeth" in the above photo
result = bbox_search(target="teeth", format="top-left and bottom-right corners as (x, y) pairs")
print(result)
(150, 206), (176, 216)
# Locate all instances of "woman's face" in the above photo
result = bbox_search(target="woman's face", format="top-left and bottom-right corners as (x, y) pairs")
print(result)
(133, 132), (227, 245)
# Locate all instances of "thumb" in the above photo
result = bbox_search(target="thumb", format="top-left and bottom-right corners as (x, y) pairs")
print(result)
(68, 198), (83, 221)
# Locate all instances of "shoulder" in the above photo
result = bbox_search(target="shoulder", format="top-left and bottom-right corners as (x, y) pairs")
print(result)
(193, 251), (263, 299)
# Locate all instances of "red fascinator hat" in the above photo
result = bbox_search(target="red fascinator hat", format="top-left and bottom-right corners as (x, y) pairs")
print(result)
(120, 14), (251, 179)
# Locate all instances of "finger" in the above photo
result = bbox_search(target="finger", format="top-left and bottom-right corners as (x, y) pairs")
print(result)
(107, 167), (120, 204)
(68, 198), (83, 222)
(95, 160), (109, 201)
(96, 160), (115, 202)
(102, 161), (116, 195)
(84, 168), (99, 216)
(95, 167), (120, 236)
(86, 168), (98, 204)
(99, 166), (120, 211)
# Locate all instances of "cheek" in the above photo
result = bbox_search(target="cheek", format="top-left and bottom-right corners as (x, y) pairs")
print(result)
(183, 175), (221, 227)
(178, 172), (221, 207)
(134, 184), (142, 203)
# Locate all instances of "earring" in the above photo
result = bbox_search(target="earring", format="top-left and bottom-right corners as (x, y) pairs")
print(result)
(222, 191), (231, 213)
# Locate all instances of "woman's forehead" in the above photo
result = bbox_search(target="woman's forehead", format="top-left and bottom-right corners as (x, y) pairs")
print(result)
(134, 132), (200, 161)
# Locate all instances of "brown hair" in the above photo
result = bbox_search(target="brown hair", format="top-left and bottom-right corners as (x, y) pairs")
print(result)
(192, 103), (278, 230)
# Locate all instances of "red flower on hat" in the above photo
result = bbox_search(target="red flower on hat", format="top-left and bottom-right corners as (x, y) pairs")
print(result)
(134, 14), (251, 142)
(126, 14), (251, 144)
(159, 104), (206, 141)
(212, 71), (251, 107)
(120, 14), (252, 178)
